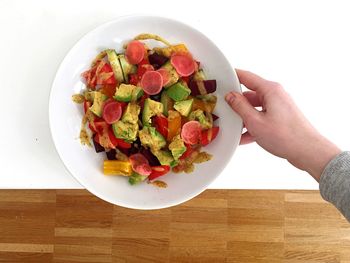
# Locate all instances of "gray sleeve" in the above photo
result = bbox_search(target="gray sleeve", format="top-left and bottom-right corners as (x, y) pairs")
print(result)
(319, 151), (350, 221)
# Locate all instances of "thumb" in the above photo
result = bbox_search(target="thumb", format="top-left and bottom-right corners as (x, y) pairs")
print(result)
(225, 92), (259, 122)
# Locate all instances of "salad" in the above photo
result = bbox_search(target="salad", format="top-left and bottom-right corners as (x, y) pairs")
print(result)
(72, 34), (220, 187)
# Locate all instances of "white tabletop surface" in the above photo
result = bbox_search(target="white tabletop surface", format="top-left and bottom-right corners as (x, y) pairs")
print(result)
(1, 0), (349, 189)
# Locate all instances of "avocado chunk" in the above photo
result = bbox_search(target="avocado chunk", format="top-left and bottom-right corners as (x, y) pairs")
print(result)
(139, 126), (166, 151)
(142, 98), (164, 126)
(160, 61), (179, 88)
(160, 91), (174, 116)
(118, 54), (137, 83)
(173, 99), (193, 117)
(112, 121), (138, 142)
(166, 82), (191, 101)
(128, 172), (148, 185)
(189, 109), (212, 129)
(169, 135), (186, 160)
(89, 91), (108, 117)
(151, 149), (178, 167)
(106, 49), (124, 83)
(122, 103), (140, 124)
(114, 84), (144, 102)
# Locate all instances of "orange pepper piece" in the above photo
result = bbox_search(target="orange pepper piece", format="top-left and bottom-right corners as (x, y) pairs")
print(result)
(167, 110), (182, 142)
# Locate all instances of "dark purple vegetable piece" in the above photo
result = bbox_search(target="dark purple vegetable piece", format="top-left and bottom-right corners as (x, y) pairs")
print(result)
(189, 79), (217, 96)
(106, 149), (116, 160)
(128, 138), (142, 155)
(149, 92), (162, 101)
(212, 113), (219, 121)
(140, 147), (161, 166)
(148, 53), (168, 69)
(93, 140), (105, 153)
(118, 147), (129, 156)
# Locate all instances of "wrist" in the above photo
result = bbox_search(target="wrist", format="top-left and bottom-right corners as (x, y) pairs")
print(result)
(292, 135), (341, 181)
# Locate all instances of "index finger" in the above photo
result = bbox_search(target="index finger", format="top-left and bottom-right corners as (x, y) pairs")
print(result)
(235, 69), (268, 92)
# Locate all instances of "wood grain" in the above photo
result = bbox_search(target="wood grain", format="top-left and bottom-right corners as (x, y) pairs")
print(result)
(0, 189), (349, 262)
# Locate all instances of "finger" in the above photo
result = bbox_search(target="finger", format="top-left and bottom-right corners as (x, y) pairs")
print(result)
(225, 92), (260, 123)
(243, 91), (262, 107)
(235, 69), (268, 92)
(240, 131), (255, 145)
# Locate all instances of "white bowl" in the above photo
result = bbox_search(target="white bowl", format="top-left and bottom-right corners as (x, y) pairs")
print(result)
(49, 15), (242, 209)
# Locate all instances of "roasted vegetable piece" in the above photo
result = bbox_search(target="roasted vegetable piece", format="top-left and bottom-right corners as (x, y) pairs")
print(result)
(103, 160), (132, 176)
(167, 110), (182, 141)
(154, 44), (189, 57)
(189, 80), (217, 96)
(148, 53), (168, 69)
(93, 135), (105, 153)
(191, 97), (216, 113)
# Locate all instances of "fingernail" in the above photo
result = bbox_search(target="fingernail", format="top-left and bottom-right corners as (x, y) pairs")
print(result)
(225, 92), (235, 104)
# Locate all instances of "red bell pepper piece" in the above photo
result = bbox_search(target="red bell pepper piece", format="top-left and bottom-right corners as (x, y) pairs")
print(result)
(180, 143), (194, 160)
(200, 126), (220, 146)
(148, 165), (170, 181)
(154, 115), (168, 138)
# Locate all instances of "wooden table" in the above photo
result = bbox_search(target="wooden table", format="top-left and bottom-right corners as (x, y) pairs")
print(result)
(0, 189), (349, 262)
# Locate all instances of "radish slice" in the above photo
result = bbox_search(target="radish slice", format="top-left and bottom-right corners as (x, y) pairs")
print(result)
(125, 40), (145, 65)
(157, 68), (170, 86)
(140, 70), (163, 95)
(129, 153), (152, 176)
(181, 121), (202, 145)
(170, 54), (196, 77)
(102, 101), (122, 124)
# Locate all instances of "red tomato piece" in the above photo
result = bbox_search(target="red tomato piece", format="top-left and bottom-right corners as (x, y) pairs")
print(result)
(94, 119), (108, 135)
(102, 100), (122, 124)
(100, 84), (117, 98)
(96, 63), (117, 85)
(170, 54), (196, 77)
(140, 70), (163, 95)
(108, 127), (119, 147)
(181, 75), (190, 85)
(156, 68), (170, 86)
(116, 138), (132, 149)
(138, 57), (150, 66)
(88, 123), (96, 133)
(179, 143), (193, 160)
(126, 40), (145, 65)
(129, 73), (139, 85)
(154, 115), (168, 138)
(200, 126), (220, 146)
(95, 128), (114, 149)
(129, 153), (152, 176)
(83, 100), (91, 114)
(119, 101), (128, 113)
(181, 121), (202, 145)
(148, 165), (170, 181)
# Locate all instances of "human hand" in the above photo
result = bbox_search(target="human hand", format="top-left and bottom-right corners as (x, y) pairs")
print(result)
(225, 69), (341, 181)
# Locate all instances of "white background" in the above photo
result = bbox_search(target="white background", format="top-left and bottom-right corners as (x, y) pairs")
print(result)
(1, 0), (349, 189)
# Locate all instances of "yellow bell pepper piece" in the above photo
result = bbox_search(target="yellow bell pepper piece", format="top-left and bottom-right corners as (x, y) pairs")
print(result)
(103, 160), (132, 176)
(154, 44), (189, 58)
(191, 97), (216, 113)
